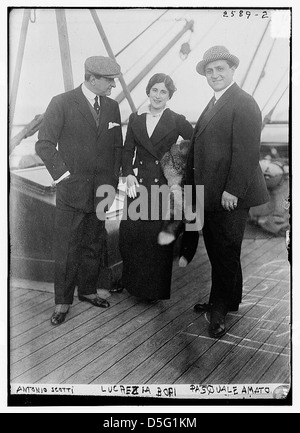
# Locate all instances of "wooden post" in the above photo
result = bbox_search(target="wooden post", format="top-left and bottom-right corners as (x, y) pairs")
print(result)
(90, 9), (137, 112)
(55, 9), (74, 91)
(9, 9), (31, 136)
(9, 114), (44, 154)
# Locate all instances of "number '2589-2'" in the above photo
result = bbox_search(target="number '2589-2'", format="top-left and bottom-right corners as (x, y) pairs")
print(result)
(223, 10), (269, 19)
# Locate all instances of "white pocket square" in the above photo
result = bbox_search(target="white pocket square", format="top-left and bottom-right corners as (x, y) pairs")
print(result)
(108, 122), (120, 129)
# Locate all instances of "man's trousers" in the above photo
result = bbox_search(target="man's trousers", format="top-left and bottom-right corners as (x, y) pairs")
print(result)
(202, 208), (249, 314)
(53, 209), (107, 304)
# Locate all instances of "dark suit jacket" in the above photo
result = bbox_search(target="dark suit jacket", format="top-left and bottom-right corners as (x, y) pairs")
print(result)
(122, 108), (193, 187)
(36, 85), (123, 212)
(186, 83), (269, 211)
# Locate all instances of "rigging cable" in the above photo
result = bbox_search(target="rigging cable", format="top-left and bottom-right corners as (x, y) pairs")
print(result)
(240, 19), (271, 89)
(188, 15), (223, 52)
(262, 85), (289, 128)
(30, 9), (36, 23)
(122, 19), (179, 76)
(252, 38), (277, 97)
(123, 14), (222, 123)
(261, 67), (289, 113)
(114, 10), (169, 58)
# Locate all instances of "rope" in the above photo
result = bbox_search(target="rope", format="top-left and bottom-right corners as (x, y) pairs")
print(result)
(115, 10), (169, 58)
(122, 19), (179, 76)
(252, 38), (277, 97)
(29, 9), (36, 23)
(261, 68), (289, 113)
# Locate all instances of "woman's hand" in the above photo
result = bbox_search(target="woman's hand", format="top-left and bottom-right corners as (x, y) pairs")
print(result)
(126, 175), (139, 198)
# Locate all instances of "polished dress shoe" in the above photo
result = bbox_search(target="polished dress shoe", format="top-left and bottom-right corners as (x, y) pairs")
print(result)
(194, 302), (212, 312)
(78, 294), (110, 308)
(50, 305), (69, 326)
(194, 302), (239, 313)
(209, 310), (226, 338)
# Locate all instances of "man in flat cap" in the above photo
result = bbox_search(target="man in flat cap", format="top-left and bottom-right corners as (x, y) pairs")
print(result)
(186, 46), (269, 337)
(36, 56), (123, 325)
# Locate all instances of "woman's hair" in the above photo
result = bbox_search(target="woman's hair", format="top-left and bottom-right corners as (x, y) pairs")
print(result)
(146, 73), (177, 99)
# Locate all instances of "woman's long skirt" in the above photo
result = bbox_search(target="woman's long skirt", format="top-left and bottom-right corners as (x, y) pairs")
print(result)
(119, 218), (175, 301)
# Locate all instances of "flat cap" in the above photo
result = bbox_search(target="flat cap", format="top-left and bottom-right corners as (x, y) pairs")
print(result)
(196, 46), (239, 76)
(84, 56), (121, 78)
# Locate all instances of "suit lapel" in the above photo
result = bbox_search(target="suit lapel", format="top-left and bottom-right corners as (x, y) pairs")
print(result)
(131, 113), (159, 159)
(196, 83), (239, 137)
(73, 86), (98, 131)
(150, 109), (176, 146)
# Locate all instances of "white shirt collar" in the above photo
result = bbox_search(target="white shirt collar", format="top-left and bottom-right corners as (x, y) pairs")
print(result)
(214, 81), (235, 101)
(82, 83), (99, 104)
(137, 104), (167, 117)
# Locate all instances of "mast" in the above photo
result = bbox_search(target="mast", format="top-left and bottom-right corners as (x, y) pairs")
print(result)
(10, 8), (74, 154)
(55, 9), (74, 91)
(9, 9), (31, 137)
(90, 9), (137, 112)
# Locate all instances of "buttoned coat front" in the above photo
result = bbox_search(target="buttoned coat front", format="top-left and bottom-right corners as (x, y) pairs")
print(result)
(36, 85), (123, 213)
(186, 82), (269, 313)
(35, 85), (123, 304)
(186, 82), (269, 211)
(122, 108), (193, 188)
(120, 108), (193, 300)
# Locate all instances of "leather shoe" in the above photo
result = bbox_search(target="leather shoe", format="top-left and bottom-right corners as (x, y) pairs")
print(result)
(78, 295), (110, 308)
(209, 310), (226, 338)
(194, 302), (239, 313)
(194, 302), (212, 312)
(50, 306), (69, 326)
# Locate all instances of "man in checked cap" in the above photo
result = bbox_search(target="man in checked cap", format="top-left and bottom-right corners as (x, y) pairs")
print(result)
(186, 46), (269, 337)
(36, 56), (123, 325)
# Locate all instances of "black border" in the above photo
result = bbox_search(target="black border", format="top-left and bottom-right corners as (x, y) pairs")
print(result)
(7, 5), (293, 409)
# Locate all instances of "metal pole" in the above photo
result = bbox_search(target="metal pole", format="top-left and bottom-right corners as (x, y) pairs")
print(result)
(115, 19), (194, 104)
(90, 9), (137, 112)
(55, 9), (74, 91)
(9, 9), (31, 136)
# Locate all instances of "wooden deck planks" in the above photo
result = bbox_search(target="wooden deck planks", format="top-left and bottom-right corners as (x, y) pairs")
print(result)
(10, 245), (207, 379)
(50, 277), (209, 384)
(9, 233), (291, 388)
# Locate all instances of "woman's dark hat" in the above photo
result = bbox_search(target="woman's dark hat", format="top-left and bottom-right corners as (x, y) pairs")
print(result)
(196, 46), (239, 76)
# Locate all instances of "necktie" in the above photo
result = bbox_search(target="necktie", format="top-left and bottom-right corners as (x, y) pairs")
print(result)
(204, 96), (216, 118)
(208, 96), (216, 110)
(94, 96), (100, 115)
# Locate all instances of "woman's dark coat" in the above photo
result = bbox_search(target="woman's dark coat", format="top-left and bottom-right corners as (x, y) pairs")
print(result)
(120, 108), (193, 300)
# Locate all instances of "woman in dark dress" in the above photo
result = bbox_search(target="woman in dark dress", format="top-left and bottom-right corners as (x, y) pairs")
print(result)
(119, 73), (193, 301)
